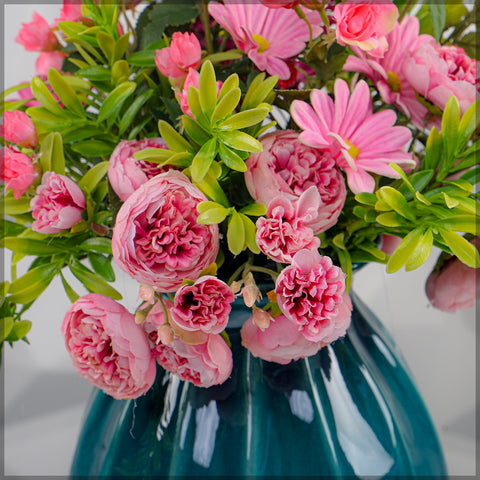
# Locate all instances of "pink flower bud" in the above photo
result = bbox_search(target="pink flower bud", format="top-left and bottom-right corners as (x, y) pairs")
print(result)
(138, 285), (155, 304)
(15, 12), (60, 52)
(242, 273), (260, 308)
(0, 146), (39, 199)
(252, 306), (272, 330)
(135, 311), (146, 324)
(0, 111), (38, 148)
(157, 324), (174, 345)
(230, 281), (242, 295)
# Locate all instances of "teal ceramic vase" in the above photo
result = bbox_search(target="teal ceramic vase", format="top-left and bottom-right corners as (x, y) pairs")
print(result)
(71, 288), (446, 477)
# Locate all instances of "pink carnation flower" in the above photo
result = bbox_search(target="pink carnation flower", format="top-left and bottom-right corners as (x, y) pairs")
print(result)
(208, 0), (322, 80)
(54, 1), (84, 24)
(275, 249), (347, 342)
(112, 171), (219, 292)
(108, 138), (171, 201)
(15, 12), (59, 52)
(256, 187), (321, 263)
(343, 15), (431, 128)
(31, 172), (85, 234)
(425, 238), (480, 314)
(0, 146), (38, 199)
(241, 313), (323, 365)
(171, 276), (234, 334)
(404, 37), (479, 115)
(291, 79), (414, 194)
(245, 130), (346, 233)
(0, 111), (38, 148)
(155, 32), (202, 80)
(35, 51), (68, 76)
(62, 293), (157, 400)
(334, 0), (398, 58)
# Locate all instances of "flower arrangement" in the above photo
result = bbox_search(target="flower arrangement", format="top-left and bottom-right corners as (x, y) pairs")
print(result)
(1, 0), (478, 399)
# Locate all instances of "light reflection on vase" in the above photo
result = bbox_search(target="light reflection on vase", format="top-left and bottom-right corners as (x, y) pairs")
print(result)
(71, 289), (447, 477)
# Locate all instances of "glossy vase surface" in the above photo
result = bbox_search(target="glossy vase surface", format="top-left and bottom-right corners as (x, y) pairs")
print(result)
(71, 289), (446, 477)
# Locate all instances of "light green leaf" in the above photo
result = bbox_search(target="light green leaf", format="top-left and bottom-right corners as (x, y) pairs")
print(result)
(199, 60), (217, 118)
(187, 86), (209, 128)
(71, 140), (115, 157)
(439, 229), (480, 267)
(217, 73), (239, 101)
(387, 227), (424, 273)
(47, 69), (85, 117)
(2, 237), (69, 256)
(5, 320), (32, 342)
(114, 32), (131, 62)
(211, 88), (241, 124)
(126, 50), (157, 67)
(456, 99), (480, 154)
(79, 237), (113, 254)
(1, 317), (14, 342)
(77, 65), (111, 82)
(31, 76), (65, 115)
(158, 120), (195, 153)
(242, 73), (278, 111)
(377, 186), (416, 221)
(60, 271), (80, 303)
(193, 173), (230, 207)
(197, 206), (229, 224)
(376, 212), (405, 227)
(69, 262), (122, 299)
(355, 192), (377, 206)
(436, 215), (479, 235)
(241, 213), (260, 254)
(239, 203), (267, 216)
(118, 89), (154, 136)
(111, 60), (130, 86)
(97, 31), (115, 64)
(405, 229), (433, 271)
(182, 115), (212, 146)
(78, 161), (109, 193)
(218, 106), (270, 131)
(217, 131), (262, 152)
(0, 197), (32, 215)
(218, 143), (247, 172)
(191, 138), (217, 183)
(227, 211), (245, 255)
(97, 81), (136, 124)
(441, 95), (460, 164)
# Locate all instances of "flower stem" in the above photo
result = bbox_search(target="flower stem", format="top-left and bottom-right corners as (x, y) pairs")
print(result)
(201, 0), (214, 54)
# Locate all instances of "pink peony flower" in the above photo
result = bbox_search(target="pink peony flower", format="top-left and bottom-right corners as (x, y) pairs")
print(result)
(245, 130), (346, 233)
(241, 312), (323, 365)
(112, 171), (219, 292)
(0, 111), (38, 148)
(15, 12), (60, 52)
(425, 238), (480, 314)
(343, 15), (431, 128)
(208, 0), (322, 80)
(35, 51), (68, 76)
(62, 293), (156, 399)
(275, 249), (347, 342)
(177, 68), (223, 118)
(171, 276), (234, 334)
(0, 146), (38, 199)
(334, 0), (398, 58)
(403, 37), (479, 115)
(107, 138), (170, 201)
(256, 187), (321, 263)
(154, 334), (233, 388)
(155, 32), (202, 79)
(290, 79), (415, 194)
(30, 172), (86, 234)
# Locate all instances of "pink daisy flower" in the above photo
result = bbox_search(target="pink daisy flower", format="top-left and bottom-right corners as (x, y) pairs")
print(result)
(208, 0), (322, 80)
(290, 79), (415, 194)
(343, 15), (431, 128)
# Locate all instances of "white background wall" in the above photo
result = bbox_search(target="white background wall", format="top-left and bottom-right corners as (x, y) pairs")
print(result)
(2, 2), (477, 476)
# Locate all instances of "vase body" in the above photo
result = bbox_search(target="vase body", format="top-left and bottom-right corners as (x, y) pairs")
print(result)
(71, 291), (446, 477)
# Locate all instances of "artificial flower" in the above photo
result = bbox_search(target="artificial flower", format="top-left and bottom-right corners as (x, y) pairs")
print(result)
(291, 79), (415, 194)
(208, 0), (322, 79)
(35, 51), (68, 76)
(0, 146), (38, 199)
(112, 171), (219, 292)
(31, 172), (86, 234)
(15, 12), (59, 52)
(245, 130), (346, 233)
(0, 110), (38, 148)
(62, 293), (157, 400)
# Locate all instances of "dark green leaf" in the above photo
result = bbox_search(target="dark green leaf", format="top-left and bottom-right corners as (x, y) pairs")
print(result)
(427, 0), (446, 42)
(79, 237), (113, 254)
(71, 140), (115, 157)
(69, 262), (122, 299)
(97, 81), (136, 124)
(88, 252), (115, 282)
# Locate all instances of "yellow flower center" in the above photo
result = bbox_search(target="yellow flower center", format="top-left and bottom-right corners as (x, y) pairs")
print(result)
(252, 34), (270, 54)
(386, 71), (401, 93)
(345, 139), (360, 160)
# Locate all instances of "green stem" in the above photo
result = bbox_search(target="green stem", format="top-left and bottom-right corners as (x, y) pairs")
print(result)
(398, 0), (415, 22)
(246, 265), (279, 282)
(201, 0), (214, 54)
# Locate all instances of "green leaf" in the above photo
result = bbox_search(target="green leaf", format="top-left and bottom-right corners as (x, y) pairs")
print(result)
(126, 49), (157, 67)
(111, 60), (130, 86)
(114, 33), (131, 62)
(5, 320), (32, 342)
(191, 138), (217, 183)
(2, 238), (69, 256)
(71, 140), (115, 157)
(439, 229), (480, 268)
(27, 106), (71, 130)
(199, 60), (218, 118)
(134, 148), (174, 162)
(456, 99), (480, 154)
(39, 132), (65, 174)
(218, 143), (247, 172)
(77, 65), (111, 82)
(387, 227), (424, 273)
(427, 0), (446, 42)
(405, 229), (433, 271)
(182, 115), (212, 146)
(217, 73), (239, 101)
(239, 203), (267, 216)
(88, 252), (115, 282)
(376, 212), (405, 227)
(78, 161), (109, 193)
(435, 215), (479, 235)
(60, 271), (80, 303)
(48, 69), (85, 117)
(377, 186), (416, 221)
(242, 73), (278, 111)
(218, 106), (270, 131)
(227, 211), (245, 255)
(241, 213), (260, 254)
(211, 88), (241, 124)
(187, 86), (209, 128)
(217, 131), (262, 152)
(197, 205), (229, 224)
(118, 89), (154, 136)
(79, 237), (112, 254)
(423, 127), (442, 171)
(97, 81), (136, 124)
(8, 262), (60, 304)
(69, 262), (122, 299)
(355, 192), (377, 206)
(193, 172), (230, 207)
(158, 120), (195, 153)
(97, 31), (116, 64)
(30, 77), (65, 115)
(1, 317), (14, 342)
(0, 196), (32, 215)
(441, 95), (460, 165)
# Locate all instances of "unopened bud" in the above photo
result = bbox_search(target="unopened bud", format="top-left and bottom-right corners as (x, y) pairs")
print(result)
(230, 281), (242, 294)
(252, 306), (272, 331)
(134, 311), (146, 324)
(242, 273), (260, 307)
(138, 285), (155, 304)
(157, 324), (174, 345)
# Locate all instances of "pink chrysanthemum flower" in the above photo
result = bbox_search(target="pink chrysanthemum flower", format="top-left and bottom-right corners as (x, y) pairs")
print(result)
(291, 79), (415, 193)
(343, 15), (431, 128)
(208, 0), (322, 80)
